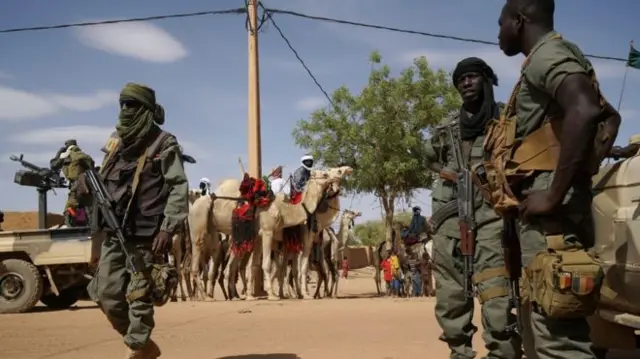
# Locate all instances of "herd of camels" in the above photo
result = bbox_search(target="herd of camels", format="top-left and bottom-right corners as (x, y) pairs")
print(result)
(168, 165), (432, 302)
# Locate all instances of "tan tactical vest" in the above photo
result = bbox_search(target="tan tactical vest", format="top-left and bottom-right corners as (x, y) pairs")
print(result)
(475, 34), (619, 215)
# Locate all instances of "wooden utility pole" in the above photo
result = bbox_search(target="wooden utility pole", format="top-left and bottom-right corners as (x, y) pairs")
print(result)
(247, 0), (265, 297)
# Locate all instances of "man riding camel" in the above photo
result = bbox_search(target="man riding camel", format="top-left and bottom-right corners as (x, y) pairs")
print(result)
(269, 165), (289, 195)
(199, 177), (211, 196)
(292, 154), (314, 193)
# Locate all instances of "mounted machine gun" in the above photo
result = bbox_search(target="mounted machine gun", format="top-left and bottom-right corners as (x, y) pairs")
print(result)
(10, 154), (68, 228)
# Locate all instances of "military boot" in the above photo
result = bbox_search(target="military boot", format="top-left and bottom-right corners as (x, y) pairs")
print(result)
(124, 339), (161, 359)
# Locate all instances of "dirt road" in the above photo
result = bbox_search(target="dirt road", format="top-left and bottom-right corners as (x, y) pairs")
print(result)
(0, 269), (637, 359)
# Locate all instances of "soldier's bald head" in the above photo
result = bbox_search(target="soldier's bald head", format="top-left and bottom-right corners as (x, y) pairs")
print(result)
(505, 0), (555, 28)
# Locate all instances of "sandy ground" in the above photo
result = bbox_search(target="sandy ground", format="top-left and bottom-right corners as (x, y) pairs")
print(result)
(0, 268), (638, 359)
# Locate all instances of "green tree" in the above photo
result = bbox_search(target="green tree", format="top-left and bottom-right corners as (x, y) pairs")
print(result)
(293, 51), (460, 245)
(352, 211), (414, 246)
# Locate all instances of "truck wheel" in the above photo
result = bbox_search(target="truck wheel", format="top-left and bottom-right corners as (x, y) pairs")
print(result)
(40, 286), (84, 310)
(0, 259), (43, 314)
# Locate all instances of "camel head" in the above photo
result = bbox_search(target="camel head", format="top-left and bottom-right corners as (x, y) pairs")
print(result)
(188, 189), (202, 204)
(324, 165), (353, 195)
(342, 209), (362, 222)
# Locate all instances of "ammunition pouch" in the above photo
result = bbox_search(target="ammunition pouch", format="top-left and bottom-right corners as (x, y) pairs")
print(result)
(525, 235), (603, 319)
(474, 33), (619, 216)
(126, 263), (178, 307)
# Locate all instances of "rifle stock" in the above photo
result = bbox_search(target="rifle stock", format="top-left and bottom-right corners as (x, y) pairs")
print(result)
(502, 215), (523, 335)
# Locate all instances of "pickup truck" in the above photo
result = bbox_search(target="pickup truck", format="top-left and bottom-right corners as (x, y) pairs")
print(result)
(0, 226), (97, 313)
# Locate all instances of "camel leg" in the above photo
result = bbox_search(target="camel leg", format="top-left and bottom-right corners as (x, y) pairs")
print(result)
(276, 252), (288, 299)
(259, 231), (278, 300)
(298, 230), (314, 300)
(190, 241), (207, 301)
(207, 256), (218, 299)
(239, 254), (249, 296)
(168, 249), (178, 302)
(224, 251), (239, 300)
(329, 257), (339, 298)
(217, 263), (229, 301)
(374, 264), (382, 296)
(290, 254), (303, 299)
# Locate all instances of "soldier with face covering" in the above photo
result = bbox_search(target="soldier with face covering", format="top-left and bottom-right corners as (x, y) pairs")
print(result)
(423, 57), (522, 359)
(87, 83), (189, 359)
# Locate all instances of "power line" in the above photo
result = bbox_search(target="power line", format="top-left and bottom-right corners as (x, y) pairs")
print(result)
(0, 6), (629, 63)
(261, 5), (335, 107)
(266, 8), (629, 63)
(0, 8), (246, 34)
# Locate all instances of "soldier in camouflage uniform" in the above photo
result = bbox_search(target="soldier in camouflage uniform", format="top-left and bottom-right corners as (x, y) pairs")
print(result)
(424, 58), (522, 359)
(87, 83), (189, 359)
(495, 1), (620, 358)
(50, 139), (94, 226)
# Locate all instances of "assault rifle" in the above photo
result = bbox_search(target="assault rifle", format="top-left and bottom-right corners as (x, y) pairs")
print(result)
(436, 122), (476, 299)
(82, 167), (142, 274)
(10, 154), (67, 191)
(502, 215), (523, 334)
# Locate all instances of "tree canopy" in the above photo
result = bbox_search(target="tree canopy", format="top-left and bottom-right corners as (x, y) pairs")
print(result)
(292, 51), (460, 242)
(350, 211), (415, 246)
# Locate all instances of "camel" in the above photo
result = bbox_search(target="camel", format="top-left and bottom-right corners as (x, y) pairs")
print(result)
(318, 210), (361, 298)
(296, 209), (361, 299)
(293, 178), (346, 300)
(189, 166), (353, 301)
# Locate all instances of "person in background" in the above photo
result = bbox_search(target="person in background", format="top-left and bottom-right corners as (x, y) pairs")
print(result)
(407, 249), (422, 297)
(269, 165), (289, 195)
(292, 154), (314, 193)
(389, 250), (401, 297)
(199, 177), (211, 196)
(381, 255), (393, 296)
(341, 255), (349, 279)
(0, 210), (4, 231)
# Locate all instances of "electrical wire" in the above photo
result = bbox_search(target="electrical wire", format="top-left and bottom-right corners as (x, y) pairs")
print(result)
(0, 8), (246, 34)
(261, 4), (335, 107)
(0, 6), (629, 63)
(265, 8), (629, 63)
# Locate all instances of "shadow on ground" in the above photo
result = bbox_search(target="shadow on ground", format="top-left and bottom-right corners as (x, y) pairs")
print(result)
(217, 354), (300, 359)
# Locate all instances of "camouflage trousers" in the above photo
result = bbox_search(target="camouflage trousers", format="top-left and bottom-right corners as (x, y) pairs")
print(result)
(433, 220), (522, 359)
(87, 237), (155, 350)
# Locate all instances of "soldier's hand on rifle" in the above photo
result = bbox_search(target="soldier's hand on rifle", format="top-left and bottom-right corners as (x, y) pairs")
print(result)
(519, 189), (556, 217)
(152, 231), (172, 255)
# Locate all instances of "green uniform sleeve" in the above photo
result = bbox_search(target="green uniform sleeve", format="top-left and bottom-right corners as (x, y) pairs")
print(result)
(423, 137), (439, 167)
(158, 135), (189, 235)
(525, 39), (588, 98)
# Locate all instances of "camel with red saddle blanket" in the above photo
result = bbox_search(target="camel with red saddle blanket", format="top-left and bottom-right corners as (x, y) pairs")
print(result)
(188, 166), (352, 301)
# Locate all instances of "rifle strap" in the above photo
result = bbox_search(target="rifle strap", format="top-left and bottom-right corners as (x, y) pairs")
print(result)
(472, 266), (508, 283)
(477, 286), (509, 304)
(121, 130), (171, 227)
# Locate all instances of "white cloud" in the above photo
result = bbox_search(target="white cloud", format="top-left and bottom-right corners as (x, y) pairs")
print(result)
(76, 22), (187, 63)
(9, 125), (114, 146)
(0, 87), (116, 121)
(296, 96), (327, 111)
(398, 47), (633, 83)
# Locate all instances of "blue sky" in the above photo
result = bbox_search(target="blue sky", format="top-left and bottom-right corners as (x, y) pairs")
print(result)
(0, 0), (638, 225)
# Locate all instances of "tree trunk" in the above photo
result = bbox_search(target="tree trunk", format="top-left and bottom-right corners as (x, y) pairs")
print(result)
(380, 193), (395, 251)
